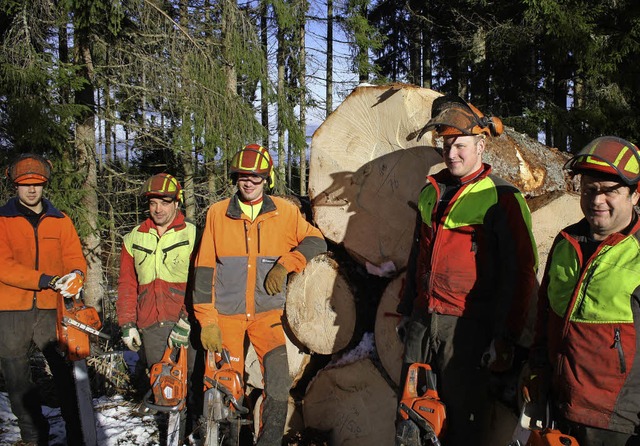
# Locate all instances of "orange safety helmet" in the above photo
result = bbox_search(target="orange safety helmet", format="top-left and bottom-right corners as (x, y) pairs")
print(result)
(6, 153), (52, 185)
(229, 144), (275, 189)
(141, 173), (184, 203)
(418, 95), (504, 140)
(564, 136), (640, 187)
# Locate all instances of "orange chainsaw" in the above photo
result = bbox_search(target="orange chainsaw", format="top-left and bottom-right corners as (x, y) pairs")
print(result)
(145, 345), (188, 413)
(56, 290), (109, 446)
(509, 401), (579, 446)
(201, 348), (249, 446)
(144, 345), (189, 446)
(396, 363), (446, 446)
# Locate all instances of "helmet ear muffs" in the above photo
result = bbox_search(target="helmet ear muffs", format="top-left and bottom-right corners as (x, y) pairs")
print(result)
(487, 116), (503, 137)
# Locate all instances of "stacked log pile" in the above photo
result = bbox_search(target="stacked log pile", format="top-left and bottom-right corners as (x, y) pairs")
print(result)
(256, 84), (582, 445)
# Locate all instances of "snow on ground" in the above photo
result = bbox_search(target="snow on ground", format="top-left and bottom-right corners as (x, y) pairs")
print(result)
(0, 392), (159, 445)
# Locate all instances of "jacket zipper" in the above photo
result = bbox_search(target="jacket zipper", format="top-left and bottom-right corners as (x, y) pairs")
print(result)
(614, 328), (627, 374)
(243, 221), (249, 254)
(257, 222), (262, 253)
(161, 239), (190, 264)
(132, 244), (154, 265)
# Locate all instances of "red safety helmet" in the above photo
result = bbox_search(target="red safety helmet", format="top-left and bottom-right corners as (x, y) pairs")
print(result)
(564, 136), (640, 188)
(142, 173), (183, 203)
(6, 153), (52, 185)
(230, 144), (275, 189)
(418, 95), (504, 140)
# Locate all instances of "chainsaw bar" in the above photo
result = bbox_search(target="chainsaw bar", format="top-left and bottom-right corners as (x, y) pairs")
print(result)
(73, 359), (98, 445)
(61, 315), (111, 339)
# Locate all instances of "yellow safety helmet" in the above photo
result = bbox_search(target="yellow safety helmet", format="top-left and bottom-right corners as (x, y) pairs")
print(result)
(141, 173), (184, 203)
(230, 144), (275, 189)
(565, 136), (640, 188)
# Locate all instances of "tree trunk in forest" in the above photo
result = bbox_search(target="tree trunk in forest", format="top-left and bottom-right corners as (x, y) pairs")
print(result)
(261, 1), (269, 148)
(298, 0), (307, 196)
(326, 0), (333, 117)
(75, 41), (104, 310)
(276, 22), (286, 194)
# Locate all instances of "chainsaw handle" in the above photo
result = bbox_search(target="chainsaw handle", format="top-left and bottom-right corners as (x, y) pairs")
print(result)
(142, 389), (184, 413)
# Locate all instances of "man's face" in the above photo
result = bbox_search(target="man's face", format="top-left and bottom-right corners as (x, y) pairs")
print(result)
(237, 174), (265, 202)
(442, 135), (485, 179)
(17, 184), (44, 211)
(148, 197), (179, 228)
(580, 174), (639, 240)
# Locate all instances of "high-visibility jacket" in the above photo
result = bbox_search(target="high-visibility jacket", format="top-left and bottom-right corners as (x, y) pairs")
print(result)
(193, 194), (326, 326)
(117, 211), (197, 329)
(534, 217), (640, 433)
(399, 164), (538, 340)
(0, 197), (86, 311)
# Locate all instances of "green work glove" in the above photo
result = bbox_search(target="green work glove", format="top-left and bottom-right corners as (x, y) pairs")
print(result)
(168, 316), (191, 348)
(121, 325), (142, 352)
(201, 323), (223, 352)
(265, 263), (288, 295)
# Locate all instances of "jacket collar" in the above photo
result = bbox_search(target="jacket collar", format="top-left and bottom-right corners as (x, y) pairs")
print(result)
(227, 193), (277, 219)
(432, 163), (492, 186)
(0, 197), (64, 218)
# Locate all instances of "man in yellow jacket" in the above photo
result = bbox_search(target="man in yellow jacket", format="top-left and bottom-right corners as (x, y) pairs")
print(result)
(193, 144), (326, 445)
(0, 153), (87, 445)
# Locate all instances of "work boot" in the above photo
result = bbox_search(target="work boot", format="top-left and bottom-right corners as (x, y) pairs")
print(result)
(256, 399), (287, 446)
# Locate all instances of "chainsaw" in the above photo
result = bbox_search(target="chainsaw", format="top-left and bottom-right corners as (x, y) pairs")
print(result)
(201, 348), (250, 446)
(144, 345), (188, 446)
(396, 363), (446, 446)
(509, 401), (579, 446)
(56, 290), (110, 446)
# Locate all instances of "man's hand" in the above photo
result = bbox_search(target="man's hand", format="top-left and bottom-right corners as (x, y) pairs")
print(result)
(201, 323), (223, 352)
(168, 317), (191, 348)
(481, 338), (515, 372)
(522, 365), (551, 404)
(55, 271), (84, 298)
(265, 263), (288, 295)
(122, 325), (142, 352)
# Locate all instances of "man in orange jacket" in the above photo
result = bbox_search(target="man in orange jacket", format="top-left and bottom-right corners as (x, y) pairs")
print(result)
(193, 144), (326, 445)
(0, 153), (87, 446)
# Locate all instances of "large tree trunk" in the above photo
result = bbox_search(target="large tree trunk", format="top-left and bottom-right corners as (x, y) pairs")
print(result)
(75, 39), (104, 310)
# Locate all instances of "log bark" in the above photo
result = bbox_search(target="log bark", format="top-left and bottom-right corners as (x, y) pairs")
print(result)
(285, 254), (356, 354)
(302, 358), (397, 445)
(309, 84), (572, 274)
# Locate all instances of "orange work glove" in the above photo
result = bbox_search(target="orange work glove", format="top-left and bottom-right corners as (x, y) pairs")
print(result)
(481, 338), (515, 372)
(55, 271), (84, 298)
(265, 263), (288, 295)
(201, 323), (223, 352)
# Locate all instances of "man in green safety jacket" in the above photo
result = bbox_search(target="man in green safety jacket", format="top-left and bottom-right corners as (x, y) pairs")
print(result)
(397, 95), (538, 446)
(525, 136), (640, 446)
(116, 173), (200, 435)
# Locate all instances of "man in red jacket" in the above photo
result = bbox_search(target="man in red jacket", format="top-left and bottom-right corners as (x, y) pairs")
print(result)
(397, 97), (538, 446)
(116, 173), (199, 438)
(0, 153), (87, 446)
(526, 136), (640, 445)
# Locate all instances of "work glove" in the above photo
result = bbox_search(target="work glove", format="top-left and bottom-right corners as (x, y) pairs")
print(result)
(55, 271), (84, 298)
(265, 263), (288, 295)
(39, 274), (61, 290)
(201, 323), (223, 352)
(481, 338), (515, 372)
(168, 316), (191, 348)
(121, 325), (142, 352)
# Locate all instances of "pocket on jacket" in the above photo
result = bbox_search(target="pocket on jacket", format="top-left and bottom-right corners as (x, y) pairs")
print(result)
(215, 256), (248, 315)
(255, 257), (286, 313)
